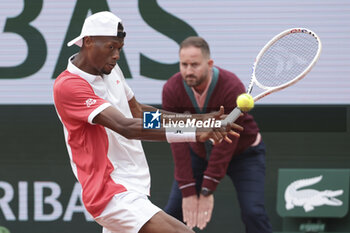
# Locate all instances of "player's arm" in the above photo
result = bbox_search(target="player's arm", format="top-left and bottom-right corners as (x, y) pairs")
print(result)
(93, 105), (233, 143)
(127, 96), (177, 118)
(127, 96), (157, 118)
(128, 96), (234, 126)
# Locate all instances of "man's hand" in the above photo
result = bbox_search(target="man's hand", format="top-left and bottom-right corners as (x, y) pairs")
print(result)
(197, 194), (214, 230)
(204, 105), (243, 120)
(182, 195), (199, 229)
(204, 105), (226, 121)
(196, 122), (243, 144)
(195, 105), (244, 144)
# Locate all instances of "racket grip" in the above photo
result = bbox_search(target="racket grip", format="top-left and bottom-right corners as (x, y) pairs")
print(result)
(221, 107), (242, 125)
(208, 107), (242, 144)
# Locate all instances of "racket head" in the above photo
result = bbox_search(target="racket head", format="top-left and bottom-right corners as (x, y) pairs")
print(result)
(250, 28), (322, 101)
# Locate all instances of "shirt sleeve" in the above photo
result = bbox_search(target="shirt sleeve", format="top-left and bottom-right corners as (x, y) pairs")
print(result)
(202, 136), (238, 192)
(162, 79), (197, 197)
(170, 143), (197, 197)
(202, 74), (246, 192)
(54, 76), (111, 125)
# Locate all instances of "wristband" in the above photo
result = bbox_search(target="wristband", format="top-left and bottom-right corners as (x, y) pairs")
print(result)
(165, 127), (196, 143)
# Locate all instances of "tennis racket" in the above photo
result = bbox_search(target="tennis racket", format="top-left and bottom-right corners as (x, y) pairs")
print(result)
(222, 28), (322, 125)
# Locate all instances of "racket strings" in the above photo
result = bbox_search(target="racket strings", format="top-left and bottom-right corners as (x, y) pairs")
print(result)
(255, 33), (319, 88)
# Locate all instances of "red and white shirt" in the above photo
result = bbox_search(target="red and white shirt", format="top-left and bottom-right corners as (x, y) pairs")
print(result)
(53, 56), (151, 218)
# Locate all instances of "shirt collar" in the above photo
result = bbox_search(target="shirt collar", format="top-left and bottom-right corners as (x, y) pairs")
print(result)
(67, 54), (102, 83)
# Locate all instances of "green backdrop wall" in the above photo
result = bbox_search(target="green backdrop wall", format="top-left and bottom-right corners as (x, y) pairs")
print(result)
(0, 105), (349, 233)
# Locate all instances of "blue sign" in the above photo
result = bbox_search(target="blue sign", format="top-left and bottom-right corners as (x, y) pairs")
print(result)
(143, 110), (161, 129)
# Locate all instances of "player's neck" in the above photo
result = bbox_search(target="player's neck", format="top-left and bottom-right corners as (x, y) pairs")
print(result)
(72, 53), (100, 76)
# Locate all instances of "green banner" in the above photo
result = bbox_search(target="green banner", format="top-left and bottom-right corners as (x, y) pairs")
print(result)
(277, 169), (350, 218)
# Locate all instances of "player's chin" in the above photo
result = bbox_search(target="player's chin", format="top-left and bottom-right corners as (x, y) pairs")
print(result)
(102, 64), (116, 75)
(102, 68), (112, 75)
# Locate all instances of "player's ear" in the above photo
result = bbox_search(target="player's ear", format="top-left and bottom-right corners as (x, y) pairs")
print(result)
(83, 36), (94, 48)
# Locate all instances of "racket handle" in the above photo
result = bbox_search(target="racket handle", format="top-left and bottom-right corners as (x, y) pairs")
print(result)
(222, 107), (242, 125)
(208, 107), (242, 144)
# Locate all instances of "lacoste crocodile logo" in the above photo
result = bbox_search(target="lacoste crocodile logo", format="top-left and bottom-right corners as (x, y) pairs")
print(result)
(284, 175), (344, 212)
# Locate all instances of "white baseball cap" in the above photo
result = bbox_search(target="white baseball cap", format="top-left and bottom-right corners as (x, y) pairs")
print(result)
(67, 11), (126, 47)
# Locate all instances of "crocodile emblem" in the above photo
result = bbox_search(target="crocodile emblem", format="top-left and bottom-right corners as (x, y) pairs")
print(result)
(285, 175), (343, 212)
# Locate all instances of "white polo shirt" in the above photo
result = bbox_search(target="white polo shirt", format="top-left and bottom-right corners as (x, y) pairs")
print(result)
(53, 56), (151, 218)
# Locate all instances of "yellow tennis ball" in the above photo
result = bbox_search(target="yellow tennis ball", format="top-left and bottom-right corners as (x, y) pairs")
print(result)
(236, 93), (254, 112)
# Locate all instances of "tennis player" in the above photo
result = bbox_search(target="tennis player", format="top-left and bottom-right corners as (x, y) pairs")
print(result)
(53, 11), (241, 233)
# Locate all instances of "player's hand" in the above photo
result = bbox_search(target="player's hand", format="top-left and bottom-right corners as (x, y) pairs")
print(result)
(182, 195), (199, 229)
(197, 193), (214, 230)
(205, 105), (243, 120)
(204, 105), (226, 120)
(195, 122), (243, 144)
(217, 109), (244, 144)
(221, 122), (243, 143)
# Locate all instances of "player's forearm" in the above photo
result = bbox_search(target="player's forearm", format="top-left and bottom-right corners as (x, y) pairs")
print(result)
(94, 111), (197, 142)
(95, 106), (232, 143)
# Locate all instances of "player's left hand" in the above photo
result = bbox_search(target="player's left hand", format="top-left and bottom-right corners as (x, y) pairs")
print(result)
(197, 193), (214, 230)
(196, 122), (242, 145)
(207, 105), (243, 120)
(214, 105), (244, 133)
(204, 105), (226, 120)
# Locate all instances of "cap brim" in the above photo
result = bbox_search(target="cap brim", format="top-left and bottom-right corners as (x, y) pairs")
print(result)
(67, 35), (84, 47)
